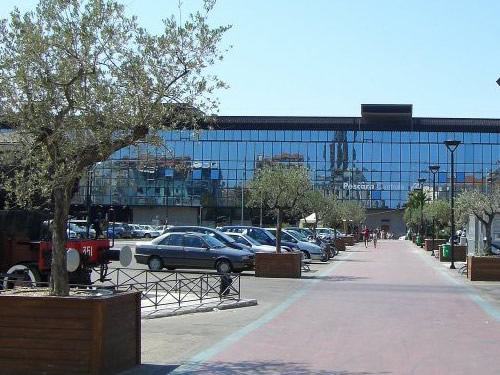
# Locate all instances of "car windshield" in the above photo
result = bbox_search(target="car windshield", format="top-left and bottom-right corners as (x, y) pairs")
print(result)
(203, 235), (226, 248)
(236, 234), (260, 246)
(288, 230), (307, 240)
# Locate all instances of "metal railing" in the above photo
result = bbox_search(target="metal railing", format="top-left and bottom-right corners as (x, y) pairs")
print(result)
(99, 268), (241, 311)
(1, 268), (241, 312)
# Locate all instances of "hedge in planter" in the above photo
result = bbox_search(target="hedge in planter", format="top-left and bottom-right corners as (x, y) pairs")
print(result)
(0, 290), (141, 375)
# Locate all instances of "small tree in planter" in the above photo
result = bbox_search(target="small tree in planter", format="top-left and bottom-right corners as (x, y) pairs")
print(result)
(455, 184), (500, 254)
(340, 200), (366, 236)
(247, 164), (311, 253)
(296, 190), (329, 237)
(0, 0), (230, 296)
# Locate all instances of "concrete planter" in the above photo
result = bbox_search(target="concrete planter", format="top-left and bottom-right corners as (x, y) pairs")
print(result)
(438, 244), (467, 262)
(467, 255), (500, 281)
(424, 238), (447, 252)
(334, 238), (346, 252)
(0, 290), (141, 375)
(255, 252), (302, 278)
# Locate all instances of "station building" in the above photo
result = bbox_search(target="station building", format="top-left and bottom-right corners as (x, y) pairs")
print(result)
(70, 104), (500, 236)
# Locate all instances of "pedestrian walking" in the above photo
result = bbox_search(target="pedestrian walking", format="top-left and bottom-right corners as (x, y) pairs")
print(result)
(363, 227), (370, 248)
(373, 228), (378, 248)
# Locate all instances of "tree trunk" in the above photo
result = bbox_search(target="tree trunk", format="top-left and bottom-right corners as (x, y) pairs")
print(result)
(276, 208), (282, 253)
(49, 186), (70, 296)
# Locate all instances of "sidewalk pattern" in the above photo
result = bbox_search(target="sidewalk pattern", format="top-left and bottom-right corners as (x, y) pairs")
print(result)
(170, 240), (500, 375)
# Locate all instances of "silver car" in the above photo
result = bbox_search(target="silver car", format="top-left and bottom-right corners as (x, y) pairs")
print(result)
(134, 232), (255, 273)
(266, 228), (327, 261)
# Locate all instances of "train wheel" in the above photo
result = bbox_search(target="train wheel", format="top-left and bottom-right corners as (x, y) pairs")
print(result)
(2, 264), (42, 289)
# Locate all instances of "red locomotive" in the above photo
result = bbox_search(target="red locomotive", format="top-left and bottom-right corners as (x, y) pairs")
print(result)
(0, 210), (119, 288)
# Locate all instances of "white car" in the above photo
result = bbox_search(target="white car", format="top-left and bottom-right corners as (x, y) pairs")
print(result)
(226, 232), (282, 253)
(134, 225), (161, 238)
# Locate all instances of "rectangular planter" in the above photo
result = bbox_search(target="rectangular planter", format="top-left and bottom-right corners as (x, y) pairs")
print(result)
(467, 255), (500, 281)
(333, 238), (346, 252)
(344, 236), (354, 246)
(0, 290), (141, 375)
(438, 244), (467, 262)
(424, 238), (447, 252)
(255, 252), (302, 278)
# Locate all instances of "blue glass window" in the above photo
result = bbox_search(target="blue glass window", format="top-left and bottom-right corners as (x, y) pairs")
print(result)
(164, 169), (174, 177)
(210, 170), (219, 180)
(438, 172), (447, 183)
(371, 190), (381, 200)
(192, 170), (202, 180)
(456, 172), (465, 183)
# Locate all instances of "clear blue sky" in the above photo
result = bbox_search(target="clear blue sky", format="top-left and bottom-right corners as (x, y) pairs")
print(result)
(3, 1), (500, 118)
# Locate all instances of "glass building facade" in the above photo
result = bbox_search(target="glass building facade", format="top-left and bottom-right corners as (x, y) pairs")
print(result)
(71, 105), (500, 230)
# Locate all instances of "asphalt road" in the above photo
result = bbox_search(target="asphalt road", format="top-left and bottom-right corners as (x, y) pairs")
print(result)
(118, 239), (500, 375)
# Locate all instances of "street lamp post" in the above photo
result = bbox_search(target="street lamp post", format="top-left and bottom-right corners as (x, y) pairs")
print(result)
(417, 178), (426, 248)
(429, 165), (440, 256)
(444, 140), (461, 269)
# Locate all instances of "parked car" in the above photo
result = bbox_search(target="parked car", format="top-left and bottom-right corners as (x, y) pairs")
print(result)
(133, 225), (161, 238)
(134, 232), (255, 273)
(219, 226), (298, 252)
(225, 232), (282, 253)
(266, 228), (327, 261)
(163, 226), (253, 253)
(316, 227), (345, 240)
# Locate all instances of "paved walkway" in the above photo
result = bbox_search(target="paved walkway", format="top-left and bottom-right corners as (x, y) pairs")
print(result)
(166, 239), (500, 375)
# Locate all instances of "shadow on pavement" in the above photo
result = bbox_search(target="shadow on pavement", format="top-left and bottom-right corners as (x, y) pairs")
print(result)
(119, 364), (179, 374)
(166, 360), (391, 374)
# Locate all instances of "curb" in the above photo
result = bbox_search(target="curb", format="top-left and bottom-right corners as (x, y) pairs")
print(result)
(141, 298), (258, 319)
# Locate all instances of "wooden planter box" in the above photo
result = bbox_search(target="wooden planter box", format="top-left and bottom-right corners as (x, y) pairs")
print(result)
(333, 238), (346, 252)
(467, 255), (500, 281)
(438, 244), (467, 262)
(255, 252), (302, 278)
(344, 236), (354, 246)
(424, 238), (447, 252)
(0, 290), (141, 375)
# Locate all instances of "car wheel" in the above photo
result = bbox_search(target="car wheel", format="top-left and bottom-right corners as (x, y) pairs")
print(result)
(144, 233), (151, 238)
(216, 259), (232, 274)
(321, 252), (329, 262)
(301, 250), (311, 260)
(148, 256), (163, 271)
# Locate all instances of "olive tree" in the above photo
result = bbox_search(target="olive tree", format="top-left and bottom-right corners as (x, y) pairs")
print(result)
(0, 0), (230, 295)
(404, 190), (426, 235)
(455, 184), (500, 252)
(247, 164), (312, 253)
(341, 200), (366, 236)
(296, 190), (328, 236)
(423, 199), (450, 238)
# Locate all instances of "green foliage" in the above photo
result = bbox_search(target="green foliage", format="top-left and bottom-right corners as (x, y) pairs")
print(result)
(246, 164), (312, 215)
(0, 0), (230, 295)
(404, 190), (427, 231)
(340, 201), (366, 224)
(455, 183), (500, 252)
(424, 200), (450, 226)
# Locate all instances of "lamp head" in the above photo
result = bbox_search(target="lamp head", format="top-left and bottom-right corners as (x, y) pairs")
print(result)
(429, 165), (440, 174)
(444, 140), (461, 152)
